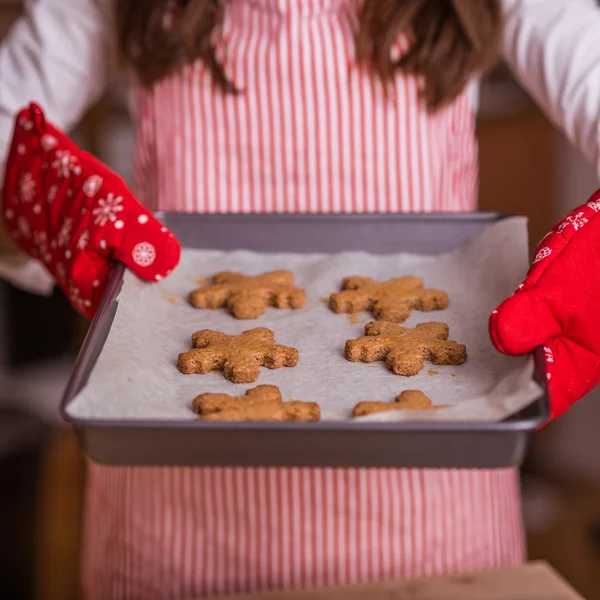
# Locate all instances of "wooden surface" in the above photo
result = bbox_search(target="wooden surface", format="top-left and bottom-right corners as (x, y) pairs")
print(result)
(528, 478), (600, 600)
(35, 428), (86, 600)
(203, 562), (583, 600)
(477, 106), (557, 251)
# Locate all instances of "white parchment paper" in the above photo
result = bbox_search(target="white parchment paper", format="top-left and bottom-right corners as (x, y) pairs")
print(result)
(67, 217), (543, 423)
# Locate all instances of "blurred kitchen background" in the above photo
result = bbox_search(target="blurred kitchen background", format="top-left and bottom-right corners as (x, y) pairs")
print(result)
(3, 1), (600, 599)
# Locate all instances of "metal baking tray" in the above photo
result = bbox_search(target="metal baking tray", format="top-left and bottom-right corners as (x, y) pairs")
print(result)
(61, 212), (549, 468)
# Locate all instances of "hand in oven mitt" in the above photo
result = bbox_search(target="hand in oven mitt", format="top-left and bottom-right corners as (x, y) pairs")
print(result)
(2, 103), (181, 319)
(490, 190), (600, 420)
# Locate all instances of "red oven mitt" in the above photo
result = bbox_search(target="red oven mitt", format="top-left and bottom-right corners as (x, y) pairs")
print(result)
(2, 103), (181, 319)
(490, 190), (600, 420)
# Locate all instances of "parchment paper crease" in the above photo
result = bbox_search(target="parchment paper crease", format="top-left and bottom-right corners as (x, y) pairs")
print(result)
(67, 217), (543, 422)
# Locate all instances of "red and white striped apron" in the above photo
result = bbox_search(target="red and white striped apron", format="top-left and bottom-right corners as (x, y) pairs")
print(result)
(82, 2), (524, 598)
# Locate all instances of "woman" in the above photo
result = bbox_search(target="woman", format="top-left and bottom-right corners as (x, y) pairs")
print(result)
(1, 1), (600, 598)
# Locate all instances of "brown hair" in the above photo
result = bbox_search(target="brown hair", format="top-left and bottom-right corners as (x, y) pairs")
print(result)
(115, 0), (502, 111)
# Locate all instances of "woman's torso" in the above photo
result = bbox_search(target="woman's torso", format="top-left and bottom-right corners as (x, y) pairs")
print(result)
(82, 2), (521, 599)
(133, 0), (478, 214)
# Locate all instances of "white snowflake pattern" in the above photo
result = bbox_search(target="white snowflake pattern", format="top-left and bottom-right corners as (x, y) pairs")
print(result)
(544, 346), (554, 363)
(47, 185), (58, 203)
(40, 134), (58, 151)
(82, 175), (103, 198)
(76, 230), (89, 251)
(534, 247), (552, 263)
(51, 150), (82, 178)
(588, 201), (600, 213)
(32, 231), (48, 253)
(57, 218), (73, 247)
(68, 286), (92, 312)
(92, 193), (124, 226)
(17, 217), (30, 239)
(18, 117), (33, 131)
(55, 263), (67, 283)
(17, 144), (26, 155)
(18, 173), (36, 203)
(132, 242), (156, 267)
(558, 211), (588, 233)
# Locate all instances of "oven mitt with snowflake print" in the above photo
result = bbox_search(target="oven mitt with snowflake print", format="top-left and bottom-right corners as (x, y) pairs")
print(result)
(2, 103), (181, 319)
(490, 191), (600, 421)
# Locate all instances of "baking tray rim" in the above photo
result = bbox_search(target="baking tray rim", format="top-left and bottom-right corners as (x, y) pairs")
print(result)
(60, 210), (549, 433)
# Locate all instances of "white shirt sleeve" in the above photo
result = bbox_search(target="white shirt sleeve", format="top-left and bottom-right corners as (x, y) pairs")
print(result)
(0, 254), (55, 295)
(502, 0), (600, 179)
(0, 0), (113, 294)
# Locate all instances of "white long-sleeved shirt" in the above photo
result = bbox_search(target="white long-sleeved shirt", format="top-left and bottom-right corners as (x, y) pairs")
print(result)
(0, 0), (112, 292)
(1, 0), (600, 293)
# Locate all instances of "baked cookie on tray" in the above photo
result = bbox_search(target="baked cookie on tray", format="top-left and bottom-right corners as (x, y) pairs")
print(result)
(193, 385), (320, 422)
(177, 328), (298, 383)
(189, 270), (306, 319)
(329, 276), (448, 323)
(345, 321), (466, 376)
(353, 390), (444, 416)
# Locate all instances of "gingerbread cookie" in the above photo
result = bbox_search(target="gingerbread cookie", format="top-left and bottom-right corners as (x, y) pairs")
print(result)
(193, 385), (321, 422)
(329, 276), (448, 323)
(177, 328), (298, 383)
(345, 321), (466, 376)
(353, 390), (436, 416)
(189, 271), (306, 319)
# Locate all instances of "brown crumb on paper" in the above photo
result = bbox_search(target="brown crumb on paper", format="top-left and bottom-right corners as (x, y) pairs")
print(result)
(451, 373), (457, 378)
(347, 313), (367, 326)
(160, 290), (182, 305)
(184, 276), (209, 285)
(428, 368), (439, 376)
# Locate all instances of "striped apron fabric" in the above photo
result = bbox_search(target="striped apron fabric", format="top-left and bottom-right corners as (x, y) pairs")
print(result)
(82, 1), (524, 598)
